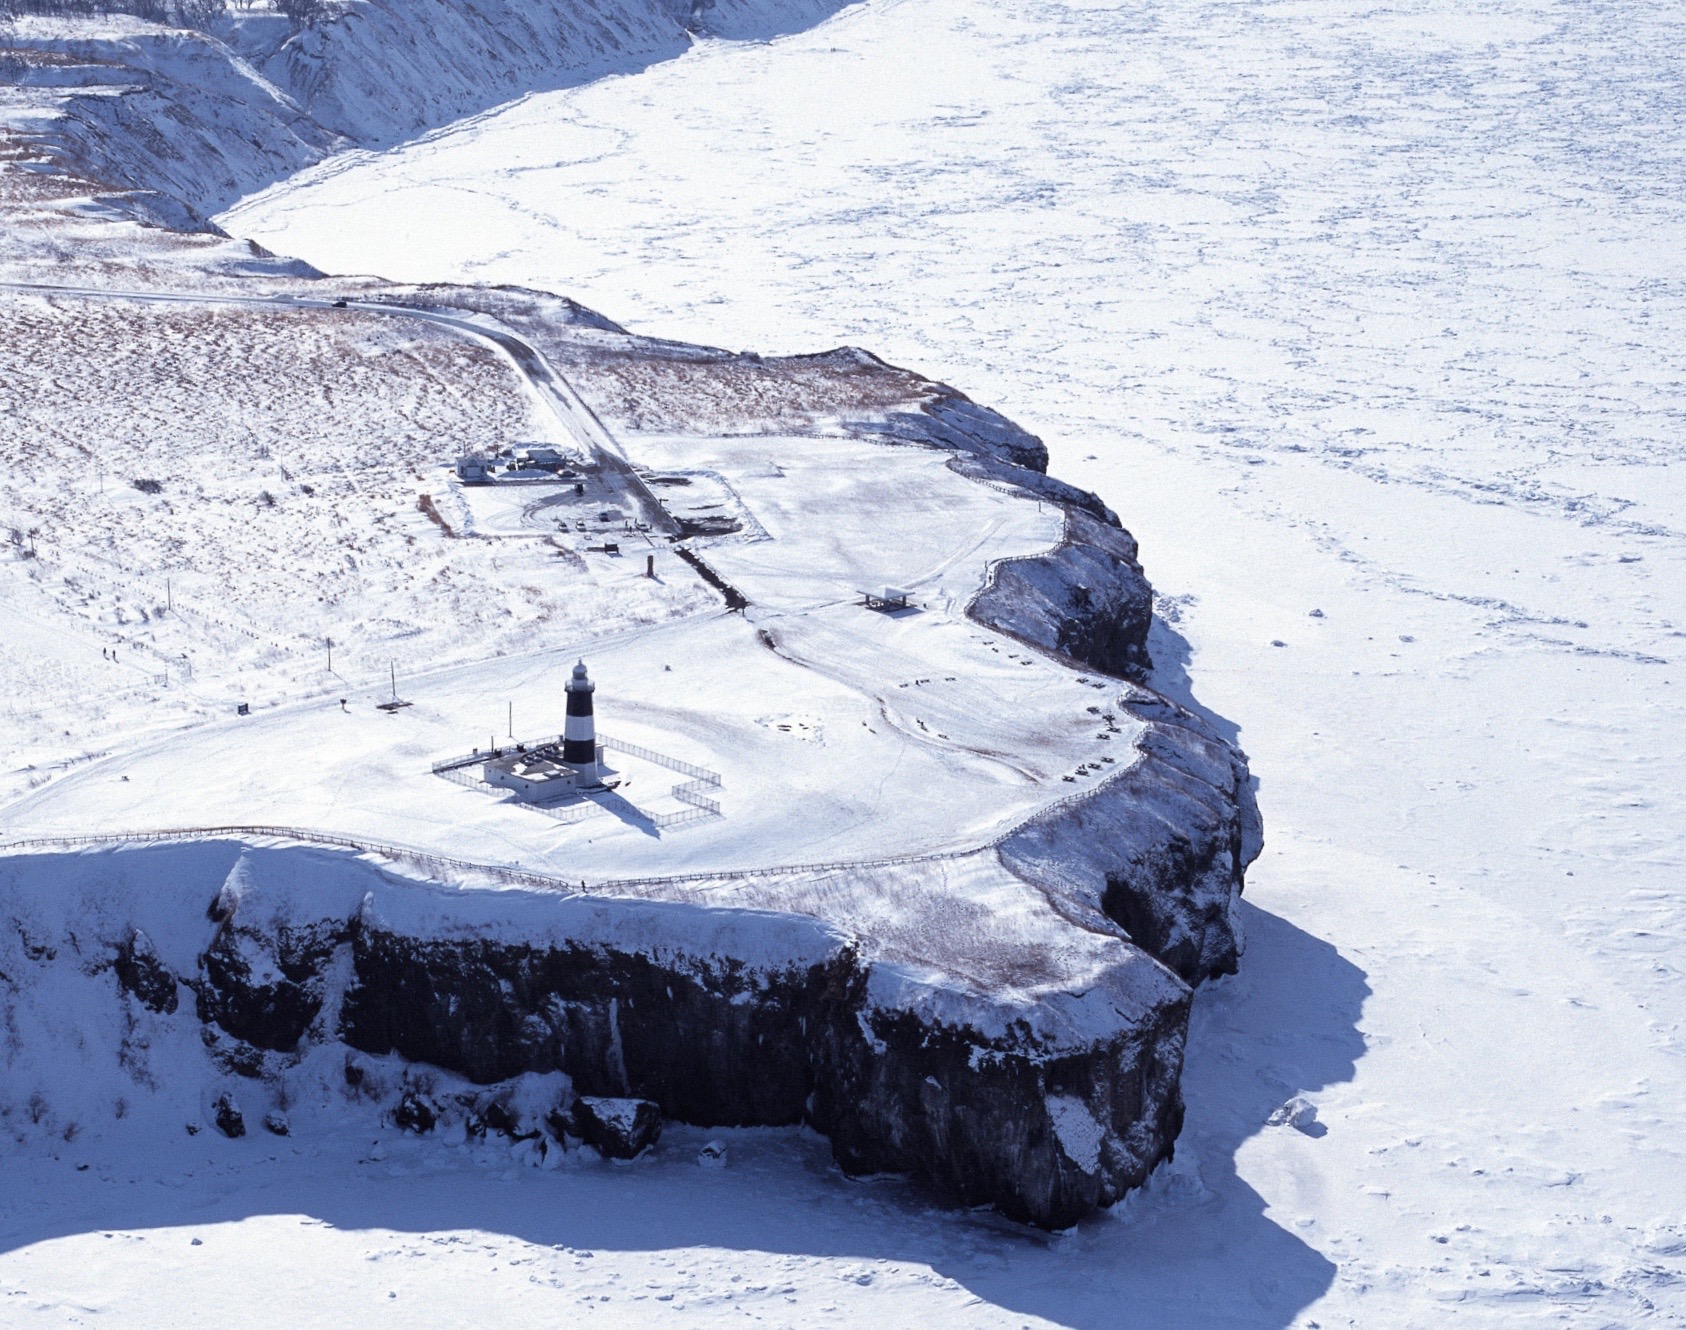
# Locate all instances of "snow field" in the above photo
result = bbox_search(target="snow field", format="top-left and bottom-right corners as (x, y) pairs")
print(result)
(1, 428), (1132, 892)
(0, 1129), (1116, 1329)
(0, 292), (717, 800)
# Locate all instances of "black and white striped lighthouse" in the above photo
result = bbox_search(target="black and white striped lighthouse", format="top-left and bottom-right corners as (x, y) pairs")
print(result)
(562, 659), (598, 781)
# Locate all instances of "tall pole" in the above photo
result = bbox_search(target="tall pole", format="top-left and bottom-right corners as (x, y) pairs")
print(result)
(166, 577), (172, 612)
(508, 699), (514, 738)
(326, 637), (332, 674)
(390, 661), (397, 701)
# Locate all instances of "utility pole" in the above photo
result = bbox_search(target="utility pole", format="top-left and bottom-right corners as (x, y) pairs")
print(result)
(508, 700), (514, 739)
(390, 661), (397, 702)
(166, 577), (172, 612)
(325, 636), (333, 674)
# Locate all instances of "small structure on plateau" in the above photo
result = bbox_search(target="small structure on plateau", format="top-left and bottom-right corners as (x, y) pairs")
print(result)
(862, 586), (912, 613)
(515, 446), (567, 471)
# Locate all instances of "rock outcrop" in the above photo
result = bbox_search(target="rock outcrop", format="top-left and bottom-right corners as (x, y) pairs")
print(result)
(115, 927), (179, 1014)
(211, 1090), (245, 1137)
(810, 967), (1190, 1226)
(196, 893), (348, 1054)
(573, 1095), (662, 1158)
(971, 509), (1155, 684)
(862, 390), (1122, 526)
(1000, 686), (1261, 984)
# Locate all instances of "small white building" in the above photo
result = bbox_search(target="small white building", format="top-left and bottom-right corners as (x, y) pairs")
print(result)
(455, 455), (493, 484)
(482, 738), (607, 802)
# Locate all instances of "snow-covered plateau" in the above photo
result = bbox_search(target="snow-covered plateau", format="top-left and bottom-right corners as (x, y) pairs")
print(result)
(0, 219), (1260, 1219)
(3, 0), (1685, 1322)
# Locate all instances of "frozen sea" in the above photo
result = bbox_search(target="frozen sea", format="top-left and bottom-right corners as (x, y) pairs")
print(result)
(105, 0), (1686, 1323)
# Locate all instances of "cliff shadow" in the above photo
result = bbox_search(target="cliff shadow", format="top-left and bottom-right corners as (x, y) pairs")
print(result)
(1147, 612), (1243, 751)
(0, 905), (1366, 1328)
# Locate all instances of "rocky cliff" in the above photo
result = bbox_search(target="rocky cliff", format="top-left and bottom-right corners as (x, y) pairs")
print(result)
(3, 841), (1192, 1230)
(0, 0), (1262, 1229)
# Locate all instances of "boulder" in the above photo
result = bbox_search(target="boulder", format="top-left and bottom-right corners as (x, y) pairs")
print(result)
(466, 1072), (571, 1141)
(573, 1096), (662, 1159)
(392, 1087), (441, 1134)
(212, 1092), (245, 1139)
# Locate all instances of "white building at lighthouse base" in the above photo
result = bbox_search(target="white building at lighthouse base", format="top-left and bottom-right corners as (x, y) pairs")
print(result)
(482, 739), (607, 802)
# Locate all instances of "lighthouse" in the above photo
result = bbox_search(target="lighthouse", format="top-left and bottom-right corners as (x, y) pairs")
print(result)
(563, 659), (599, 784)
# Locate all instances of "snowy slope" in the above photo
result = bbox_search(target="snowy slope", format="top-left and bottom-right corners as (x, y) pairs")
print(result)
(0, 0), (854, 225)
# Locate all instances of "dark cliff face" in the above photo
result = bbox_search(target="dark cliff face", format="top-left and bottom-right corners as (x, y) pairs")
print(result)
(810, 986), (1190, 1228)
(115, 929), (180, 1015)
(338, 926), (844, 1127)
(153, 884), (1190, 1230)
(1101, 707), (1261, 981)
(971, 509), (1156, 685)
(196, 915), (348, 1053)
